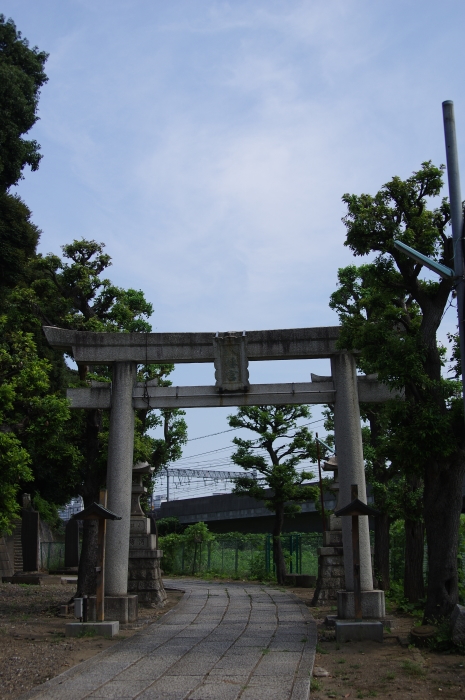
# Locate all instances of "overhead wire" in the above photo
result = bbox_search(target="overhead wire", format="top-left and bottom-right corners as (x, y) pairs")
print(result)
(185, 417), (326, 443)
(154, 416), (326, 500)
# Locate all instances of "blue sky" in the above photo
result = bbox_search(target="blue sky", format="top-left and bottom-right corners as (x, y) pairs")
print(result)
(4, 1), (465, 498)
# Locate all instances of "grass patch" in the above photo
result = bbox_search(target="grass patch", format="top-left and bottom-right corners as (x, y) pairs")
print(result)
(382, 671), (395, 681)
(310, 678), (322, 692)
(78, 627), (97, 638)
(401, 659), (425, 677)
(316, 642), (328, 654)
(337, 658), (346, 664)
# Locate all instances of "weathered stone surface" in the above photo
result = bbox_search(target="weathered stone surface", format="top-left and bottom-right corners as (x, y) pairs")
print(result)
(214, 333), (249, 391)
(130, 518), (150, 535)
(320, 555), (344, 567)
(87, 595), (138, 624)
(105, 361), (136, 597)
(129, 534), (157, 549)
(331, 352), (374, 593)
(127, 548), (163, 558)
(43, 325), (342, 364)
(320, 565), (344, 578)
(318, 547), (343, 557)
(451, 604), (465, 645)
(313, 666), (330, 677)
(323, 531), (342, 546)
(335, 620), (383, 643)
(328, 514), (342, 530)
(128, 519), (166, 606)
(337, 590), (385, 619)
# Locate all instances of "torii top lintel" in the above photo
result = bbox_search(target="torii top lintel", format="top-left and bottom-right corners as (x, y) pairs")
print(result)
(42, 325), (343, 364)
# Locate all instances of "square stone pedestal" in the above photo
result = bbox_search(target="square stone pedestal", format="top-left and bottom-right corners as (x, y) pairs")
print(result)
(337, 590), (385, 619)
(65, 621), (119, 638)
(451, 604), (465, 645)
(335, 620), (383, 643)
(87, 595), (138, 623)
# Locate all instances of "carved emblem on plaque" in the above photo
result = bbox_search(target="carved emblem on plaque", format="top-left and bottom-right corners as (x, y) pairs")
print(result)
(213, 332), (249, 392)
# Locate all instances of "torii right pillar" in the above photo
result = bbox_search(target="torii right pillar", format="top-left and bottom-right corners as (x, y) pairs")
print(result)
(331, 352), (385, 619)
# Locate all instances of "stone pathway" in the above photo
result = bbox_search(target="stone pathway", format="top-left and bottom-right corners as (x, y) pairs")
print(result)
(21, 579), (317, 700)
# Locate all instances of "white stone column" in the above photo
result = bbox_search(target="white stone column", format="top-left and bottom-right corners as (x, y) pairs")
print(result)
(331, 353), (373, 592)
(105, 361), (136, 596)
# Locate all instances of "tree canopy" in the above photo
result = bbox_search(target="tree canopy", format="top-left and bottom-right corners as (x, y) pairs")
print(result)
(0, 14), (48, 191)
(228, 405), (318, 584)
(0, 15), (47, 293)
(330, 162), (465, 621)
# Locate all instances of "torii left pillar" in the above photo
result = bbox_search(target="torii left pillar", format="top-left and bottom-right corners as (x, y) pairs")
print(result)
(105, 361), (137, 601)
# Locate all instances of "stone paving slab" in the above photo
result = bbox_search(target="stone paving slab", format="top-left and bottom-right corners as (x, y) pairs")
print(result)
(19, 578), (316, 700)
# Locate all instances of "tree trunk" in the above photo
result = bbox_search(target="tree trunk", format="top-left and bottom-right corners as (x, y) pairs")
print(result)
(76, 408), (104, 598)
(404, 518), (425, 603)
(374, 511), (390, 590)
(366, 408), (390, 590)
(76, 518), (98, 597)
(423, 454), (465, 622)
(273, 505), (287, 585)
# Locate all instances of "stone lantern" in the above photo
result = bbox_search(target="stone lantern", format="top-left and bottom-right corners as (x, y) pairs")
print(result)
(128, 462), (167, 606)
(311, 455), (345, 605)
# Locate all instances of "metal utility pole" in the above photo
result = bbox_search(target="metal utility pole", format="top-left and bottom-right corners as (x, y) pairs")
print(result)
(165, 466), (170, 502)
(442, 100), (465, 419)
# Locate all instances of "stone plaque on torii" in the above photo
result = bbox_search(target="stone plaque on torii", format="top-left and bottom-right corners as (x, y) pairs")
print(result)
(44, 325), (400, 621)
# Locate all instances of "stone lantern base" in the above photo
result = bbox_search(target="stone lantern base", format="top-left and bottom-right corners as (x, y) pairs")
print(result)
(128, 535), (167, 607)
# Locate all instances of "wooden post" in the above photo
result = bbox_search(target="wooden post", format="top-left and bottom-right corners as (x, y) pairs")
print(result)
(316, 434), (326, 533)
(351, 484), (362, 621)
(96, 490), (107, 622)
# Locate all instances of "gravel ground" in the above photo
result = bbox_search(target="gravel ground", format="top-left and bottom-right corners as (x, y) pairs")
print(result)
(289, 587), (465, 699)
(0, 581), (183, 699)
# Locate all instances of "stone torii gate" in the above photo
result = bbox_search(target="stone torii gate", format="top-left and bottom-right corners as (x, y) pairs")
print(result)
(44, 325), (396, 619)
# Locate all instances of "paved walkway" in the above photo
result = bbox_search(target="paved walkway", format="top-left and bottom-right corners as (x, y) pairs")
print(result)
(22, 579), (317, 700)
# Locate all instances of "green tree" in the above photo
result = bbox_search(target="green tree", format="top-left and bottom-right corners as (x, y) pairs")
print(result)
(227, 405), (318, 584)
(0, 14), (48, 190)
(0, 317), (80, 532)
(27, 239), (187, 593)
(0, 15), (84, 534)
(0, 14), (48, 292)
(329, 162), (464, 621)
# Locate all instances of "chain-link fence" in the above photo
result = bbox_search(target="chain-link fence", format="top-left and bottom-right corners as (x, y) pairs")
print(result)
(40, 542), (65, 571)
(160, 532), (322, 579)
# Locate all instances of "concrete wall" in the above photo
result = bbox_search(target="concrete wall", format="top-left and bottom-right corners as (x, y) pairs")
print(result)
(157, 489), (339, 534)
